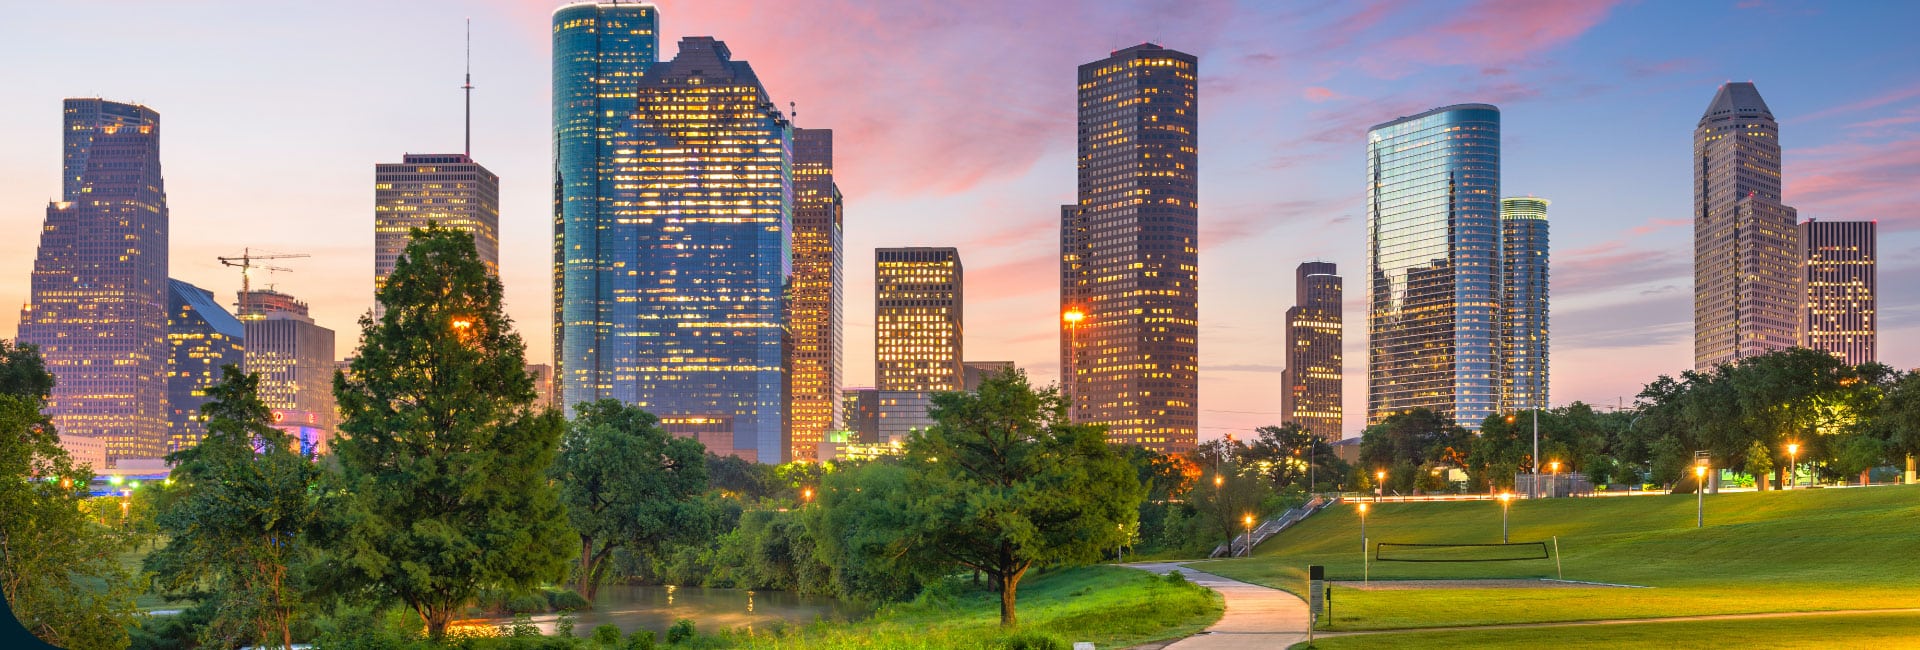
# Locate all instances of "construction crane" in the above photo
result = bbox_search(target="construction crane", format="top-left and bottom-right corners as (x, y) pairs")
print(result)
(218, 248), (310, 309)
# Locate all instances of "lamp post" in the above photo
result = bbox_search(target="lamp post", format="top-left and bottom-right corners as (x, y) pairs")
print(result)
(1358, 503), (1369, 584)
(1243, 514), (1255, 558)
(1375, 470), (1385, 503)
(1062, 309), (1083, 409)
(1787, 443), (1799, 490)
(1498, 492), (1512, 543)
(1548, 461), (1560, 499)
(1695, 464), (1708, 528)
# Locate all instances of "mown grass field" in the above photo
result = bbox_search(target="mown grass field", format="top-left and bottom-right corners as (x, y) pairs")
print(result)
(1299, 611), (1920, 649)
(1192, 484), (1920, 631)
(725, 565), (1223, 649)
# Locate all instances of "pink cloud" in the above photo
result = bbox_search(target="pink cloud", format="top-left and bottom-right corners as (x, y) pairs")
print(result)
(1787, 136), (1920, 227)
(1796, 82), (1920, 123)
(1349, 0), (1623, 77)
(1303, 86), (1346, 102)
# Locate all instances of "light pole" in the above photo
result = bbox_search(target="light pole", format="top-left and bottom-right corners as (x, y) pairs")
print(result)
(1357, 503), (1369, 585)
(1548, 461), (1560, 499)
(1375, 470), (1386, 503)
(1243, 514), (1255, 558)
(1498, 492), (1512, 543)
(1787, 443), (1799, 490)
(1062, 309), (1083, 411)
(1695, 464), (1708, 528)
(1532, 408), (1540, 499)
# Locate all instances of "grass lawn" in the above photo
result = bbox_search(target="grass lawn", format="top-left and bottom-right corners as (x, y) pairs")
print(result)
(1193, 484), (1920, 630)
(1293, 611), (1920, 649)
(726, 565), (1223, 649)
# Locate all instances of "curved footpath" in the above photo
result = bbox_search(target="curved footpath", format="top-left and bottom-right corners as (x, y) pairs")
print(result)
(1123, 562), (1309, 649)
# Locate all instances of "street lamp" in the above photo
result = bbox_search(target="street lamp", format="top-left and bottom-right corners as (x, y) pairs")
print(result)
(1215, 474), (1224, 489)
(1498, 492), (1512, 543)
(1243, 514), (1255, 558)
(1786, 443), (1799, 490)
(1357, 503), (1370, 584)
(802, 487), (814, 505)
(1695, 464), (1708, 528)
(1376, 470), (1386, 503)
(1548, 461), (1560, 499)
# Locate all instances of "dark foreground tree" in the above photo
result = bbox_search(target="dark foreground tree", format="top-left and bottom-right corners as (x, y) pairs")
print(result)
(552, 399), (708, 602)
(902, 370), (1141, 626)
(323, 225), (573, 639)
(0, 341), (144, 650)
(146, 366), (321, 649)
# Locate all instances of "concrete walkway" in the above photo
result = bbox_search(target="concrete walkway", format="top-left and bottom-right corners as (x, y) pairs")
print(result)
(1124, 562), (1309, 649)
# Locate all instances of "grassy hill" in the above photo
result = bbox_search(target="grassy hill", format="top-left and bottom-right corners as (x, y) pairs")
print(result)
(1192, 484), (1920, 631)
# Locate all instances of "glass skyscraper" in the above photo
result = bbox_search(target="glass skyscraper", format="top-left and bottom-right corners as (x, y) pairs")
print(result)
(1366, 104), (1501, 429)
(19, 98), (171, 460)
(1500, 198), (1550, 412)
(166, 279), (245, 453)
(552, 1), (659, 408)
(596, 36), (793, 463)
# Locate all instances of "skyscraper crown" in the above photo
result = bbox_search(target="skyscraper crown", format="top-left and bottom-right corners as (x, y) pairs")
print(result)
(1700, 82), (1773, 124)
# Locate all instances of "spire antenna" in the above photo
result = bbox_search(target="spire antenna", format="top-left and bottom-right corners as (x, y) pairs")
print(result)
(463, 18), (474, 156)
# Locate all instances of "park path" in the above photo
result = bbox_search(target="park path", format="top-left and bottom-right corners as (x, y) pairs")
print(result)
(1122, 562), (1309, 649)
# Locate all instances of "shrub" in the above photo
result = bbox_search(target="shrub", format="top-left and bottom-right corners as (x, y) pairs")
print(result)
(666, 618), (697, 644)
(591, 624), (623, 647)
(504, 613), (541, 638)
(549, 589), (591, 612)
(624, 630), (657, 650)
(555, 610), (577, 638)
(995, 631), (1070, 650)
(1164, 569), (1189, 586)
(507, 594), (550, 614)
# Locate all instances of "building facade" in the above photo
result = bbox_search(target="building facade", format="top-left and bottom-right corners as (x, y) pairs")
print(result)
(166, 279), (245, 452)
(1694, 82), (1799, 370)
(789, 128), (844, 462)
(1500, 198), (1550, 412)
(18, 98), (171, 460)
(963, 361), (1016, 392)
(1798, 219), (1875, 365)
(1281, 262), (1342, 440)
(239, 290), (337, 440)
(552, 1), (660, 408)
(374, 153), (499, 315)
(1060, 44), (1199, 452)
(1366, 104), (1502, 429)
(876, 247), (962, 393)
(841, 387), (879, 444)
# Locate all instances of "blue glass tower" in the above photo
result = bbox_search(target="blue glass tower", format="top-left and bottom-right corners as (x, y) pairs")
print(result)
(552, 1), (659, 408)
(1366, 104), (1501, 429)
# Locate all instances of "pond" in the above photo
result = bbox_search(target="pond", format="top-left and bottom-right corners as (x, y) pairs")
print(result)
(482, 584), (867, 637)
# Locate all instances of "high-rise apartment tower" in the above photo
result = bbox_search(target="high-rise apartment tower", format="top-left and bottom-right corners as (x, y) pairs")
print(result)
(1500, 197), (1550, 412)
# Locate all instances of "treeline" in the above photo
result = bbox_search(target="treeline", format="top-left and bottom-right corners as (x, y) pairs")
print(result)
(1356, 348), (1920, 494)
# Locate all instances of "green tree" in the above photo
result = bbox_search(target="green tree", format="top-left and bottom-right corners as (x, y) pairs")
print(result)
(322, 225), (573, 639)
(0, 341), (145, 650)
(1870, 371), (1920, 470)
(1242, 423), (1346, 491)
(809, 461), (925, 603)
(552, 399), (709, 602)
(901, 370), (1141, 626)
(1359, 409), (1471, 493)
(145, 367), (321, 649)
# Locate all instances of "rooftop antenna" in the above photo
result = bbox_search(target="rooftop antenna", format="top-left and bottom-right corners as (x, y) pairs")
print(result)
(789, 101), (797, 126)
(463, 18), (474, 156)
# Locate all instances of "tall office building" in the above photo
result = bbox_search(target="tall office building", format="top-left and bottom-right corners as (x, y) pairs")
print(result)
(239, 290), (337, 442)
(1500, 198), (1550, 412)
(374, 154), (499, 308)
(876, 247), (963, 392)
(1281, 262), (1342, 440)
(1694, 82), (1799, 370)
(1366, 104), (1502, 429)
(1060, 44), (1199, 452)
(789, 128), (844, 462)
(166, 279), (245, 452)
(1798, 219), (1875, 365)
(552, 1), (660, 408)
(18, 99), (171, 460)
(573, 37), (793, 462)
(963, 361), (1016, 392)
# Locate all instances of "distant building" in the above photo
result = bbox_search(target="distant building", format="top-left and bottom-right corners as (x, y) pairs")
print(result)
(526, 363), (557, 411)
(1500, 198), (1551, 412)
(60, 434), (107, 473)
(814, 430), (905, 464)
(239, 290), (336, 442)
(18, 99), (171, 460)
(374, 154), (499, 318)
(877, 390), (936, 444)
(789, 128), (845, 462)
(841, 388), (879, 444)
(876, 247), (963, 392)
(1061, 44), (1200, 453)
(166, 279), (245, 452)
(1799, 219), (1876, 365)
(660, 415), (739, 459)
(963, 361), (1016, 392)
(1281, 262), (1342, 440)
(1695, 82), (1799, 370)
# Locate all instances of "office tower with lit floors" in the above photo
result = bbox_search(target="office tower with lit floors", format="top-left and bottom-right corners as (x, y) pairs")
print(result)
(1798, 219), (1875, 365)
(875, 248), (961, 442)
(1281, 262), (1342, 441)
(1500, 197), (1550, 412)
(552, 1), (659, 408)
(1366, 104), (1502, 429)
(375, 154), (499, 315)
(1694, 82), (1799, 370)
(1060, 44), (1199, 452)
(598, 37), (793, 462)
(789, 128), (845, 461)
(239, 290), (336, 454)
(18, 98), (172, 460)
(166, 279), (245, 452)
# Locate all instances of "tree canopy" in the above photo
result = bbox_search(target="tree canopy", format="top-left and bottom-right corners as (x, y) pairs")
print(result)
(551, 399), (709, 601)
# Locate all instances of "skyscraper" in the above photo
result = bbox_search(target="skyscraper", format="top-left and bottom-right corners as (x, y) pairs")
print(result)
(876, 247), (962, 393)
(239, 290), (337, 444)
(1798, 219), (1875, 365)
(18, 99), (171, 460)
(552, 1), (660, 408)
(1366, 104), (1501, 429)
(789, 127), (844, 462)
(1060, 44), (1199, 453)
(585, 37), (793, 463)
(1281, 262), (1342, 441)
(1694, 82), (1799, 370)
(375, 154), (499, 311)
(166, 279), (245, 452)
(1500, 198), (1550, 412)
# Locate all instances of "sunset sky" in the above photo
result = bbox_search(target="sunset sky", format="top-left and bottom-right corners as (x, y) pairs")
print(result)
(2, 0), (1916, 439)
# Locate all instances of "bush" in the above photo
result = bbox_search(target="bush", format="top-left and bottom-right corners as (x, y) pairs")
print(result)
(507, 594), (550, 614)
(555, 611), (577, 638)
(549, 589), (591, 612)
(1164, 569), (1189, 586)
(591, 624), (623, 647)
(624, 630), (657, 650)
(995, 631), (1070, 650)
(666, 618), (697, 644)
(504, 613), (541, 638)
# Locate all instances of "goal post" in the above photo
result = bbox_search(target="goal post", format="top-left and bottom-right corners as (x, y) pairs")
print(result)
(1373, 541), (1551, 563)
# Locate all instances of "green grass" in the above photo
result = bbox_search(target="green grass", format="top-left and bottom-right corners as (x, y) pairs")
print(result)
(1194, 485), (1920, 630)
(725, 565), (1223, 649)
(1293, 611), (1920, 649)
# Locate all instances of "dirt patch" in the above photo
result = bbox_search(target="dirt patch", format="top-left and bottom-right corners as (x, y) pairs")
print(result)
(1333, 579), (1644, 590)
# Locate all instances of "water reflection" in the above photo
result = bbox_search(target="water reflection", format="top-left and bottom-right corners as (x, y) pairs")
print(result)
(489, 584), (864, 637)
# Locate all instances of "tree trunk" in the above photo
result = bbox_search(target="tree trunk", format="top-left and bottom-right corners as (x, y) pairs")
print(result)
(577, 536), (596, 600)
(1756, 471), (1769, 492)
(422, 602), (455, 641)
(999, 566), (1028, 627)
(1861, 469), (1871, 486)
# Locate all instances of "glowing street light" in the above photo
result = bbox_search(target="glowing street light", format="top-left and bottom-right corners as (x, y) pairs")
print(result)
(1358, 503), (1370, 584)
(802, 487), (814, 505)
(1695, 464), (1709, 528)
(1548, 461), (1560, 499)
(1062, 309), (1084, 404)
(1498, 492), (1513, 543)
(1214, 474), (1224, 489)
(1786, 443), (1800, 490)
(1243, 514), (1255, 558)
(1376, 470), (1386, 503)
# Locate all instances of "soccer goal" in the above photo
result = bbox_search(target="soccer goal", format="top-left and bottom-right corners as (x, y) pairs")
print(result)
(1373, 541), (1551, 563)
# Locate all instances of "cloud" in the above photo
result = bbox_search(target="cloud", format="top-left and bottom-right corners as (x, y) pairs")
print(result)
(1347, 0), (1624, 78)
(1796, 82), (1920, 123)
(1787, 136), (1920, 227)
(1303, 86), (1347, 102)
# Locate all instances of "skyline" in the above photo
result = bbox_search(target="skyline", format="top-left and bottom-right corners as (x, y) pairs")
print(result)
(4, 1), (1919, 440)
